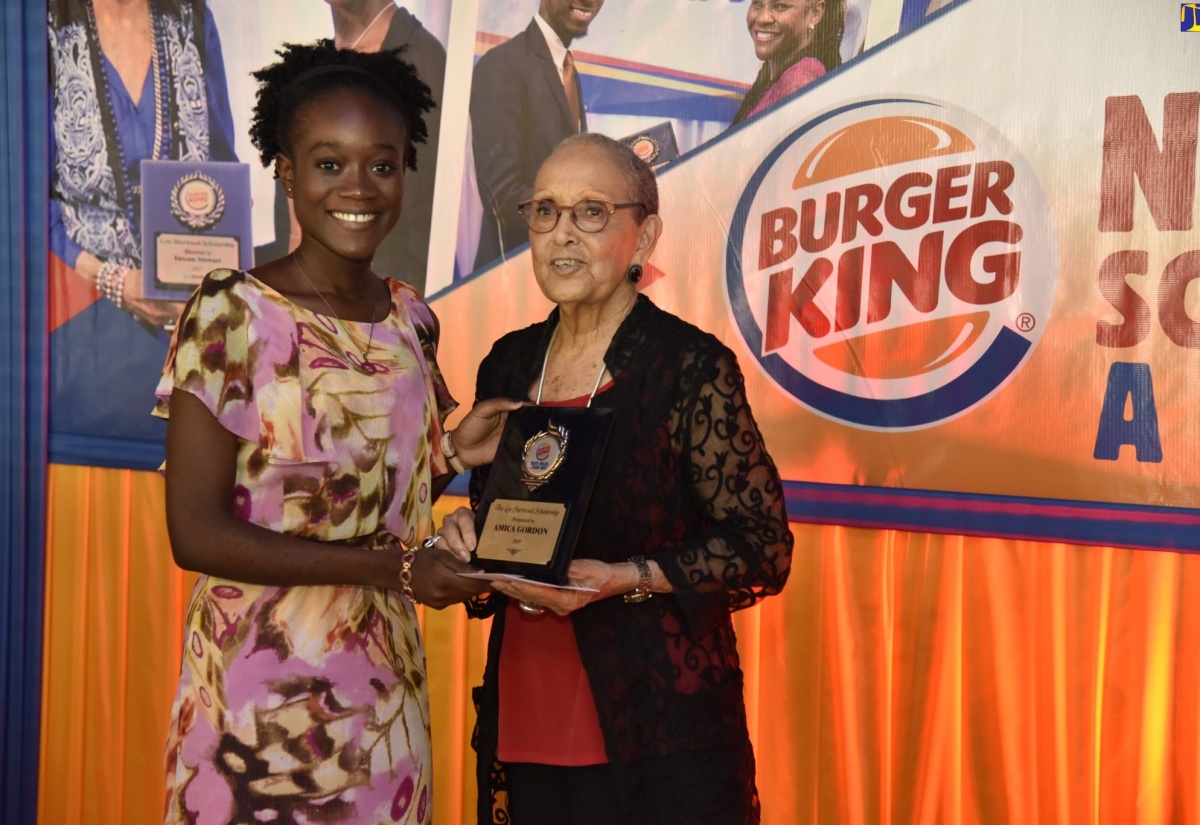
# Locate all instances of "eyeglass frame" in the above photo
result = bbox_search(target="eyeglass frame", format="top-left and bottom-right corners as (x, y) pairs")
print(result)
(516, 198), (648, 234)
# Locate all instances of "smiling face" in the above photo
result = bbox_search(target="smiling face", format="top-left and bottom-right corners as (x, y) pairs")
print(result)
(529, 142), (660, 313)
(746, 0), (824, 71)
(539, 0), (605, 45)
(276, 87), (408, 266)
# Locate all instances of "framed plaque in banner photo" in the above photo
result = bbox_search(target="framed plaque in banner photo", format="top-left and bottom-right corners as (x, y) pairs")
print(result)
(141, 160), (253, 301)
(618, 121), (680, 170)
(471, 406), (615, 585)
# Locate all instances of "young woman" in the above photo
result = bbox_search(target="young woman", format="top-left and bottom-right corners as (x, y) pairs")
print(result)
(155, 40), (516, 824)
(731, 0), (845, 126)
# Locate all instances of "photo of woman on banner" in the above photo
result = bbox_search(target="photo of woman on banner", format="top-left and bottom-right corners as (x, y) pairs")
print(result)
(731, 0), (845, 126)
(258, 0), (447, 294)
(437, 134), (794, 824)
(47, 0), (239, 463)
(49, 0), (238, 328)
(153, 40), (518, 824)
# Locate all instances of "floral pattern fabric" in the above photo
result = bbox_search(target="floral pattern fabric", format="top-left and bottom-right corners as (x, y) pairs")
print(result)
(154, 268), (455, 825)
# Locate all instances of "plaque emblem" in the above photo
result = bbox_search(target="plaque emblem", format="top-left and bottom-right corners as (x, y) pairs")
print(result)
(521, 420), (569, 491)
(629, 135), (660, 164)
(169, 171), (226, 231)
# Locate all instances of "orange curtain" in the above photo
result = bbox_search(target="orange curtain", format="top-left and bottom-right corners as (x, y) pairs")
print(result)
(39, 464), (1200, 824)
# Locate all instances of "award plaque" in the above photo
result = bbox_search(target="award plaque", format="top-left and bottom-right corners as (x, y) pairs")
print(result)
(141, 160), (253, 301)
(618, 121), (680, 169)
(473, 406), (614, 585)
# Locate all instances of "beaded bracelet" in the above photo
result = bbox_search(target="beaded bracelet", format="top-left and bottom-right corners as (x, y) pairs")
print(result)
(440, 430), (467, 475)
(96, 260), (126, 308)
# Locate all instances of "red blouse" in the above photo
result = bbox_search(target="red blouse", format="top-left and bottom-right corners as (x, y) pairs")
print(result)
(495, 387), (611, 766)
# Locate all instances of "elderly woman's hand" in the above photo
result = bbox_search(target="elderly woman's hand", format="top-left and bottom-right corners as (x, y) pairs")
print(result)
(436, 506), (479, 558)
(490, 559), (640, 616)
(437, 508), (665, 615)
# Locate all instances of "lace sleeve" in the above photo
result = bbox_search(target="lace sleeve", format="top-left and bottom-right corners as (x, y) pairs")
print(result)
(651, 347), (793, 625)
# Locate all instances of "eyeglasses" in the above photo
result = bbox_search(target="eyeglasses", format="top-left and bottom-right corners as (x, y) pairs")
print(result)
(517, 199), (646, 233)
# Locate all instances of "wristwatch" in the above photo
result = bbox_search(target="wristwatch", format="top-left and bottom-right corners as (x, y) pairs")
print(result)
(623, 556), (653, 604)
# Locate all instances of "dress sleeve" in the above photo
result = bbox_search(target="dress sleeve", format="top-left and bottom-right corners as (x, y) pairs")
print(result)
(151, 270), (271, 448)
(756, 57), (826, 114)
(465, 344), (505, 620)
(48, 128), (84, 269)
(651, 347), (793, 627)
(396, 283), (458, 478)
(404, 291), (458, 426)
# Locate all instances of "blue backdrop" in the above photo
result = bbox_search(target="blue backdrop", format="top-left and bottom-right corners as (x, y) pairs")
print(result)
(1, 1), (48, 822)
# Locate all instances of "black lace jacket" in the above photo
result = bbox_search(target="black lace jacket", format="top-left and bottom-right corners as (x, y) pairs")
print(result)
(467, 296), (793, 825)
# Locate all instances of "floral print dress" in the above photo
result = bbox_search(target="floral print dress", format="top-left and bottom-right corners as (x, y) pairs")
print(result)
(154, 268), (455, 825)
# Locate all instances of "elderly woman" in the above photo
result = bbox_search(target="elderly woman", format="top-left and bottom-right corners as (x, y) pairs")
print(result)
(731, 0), (845, 126)
(438, 134), (793, 825)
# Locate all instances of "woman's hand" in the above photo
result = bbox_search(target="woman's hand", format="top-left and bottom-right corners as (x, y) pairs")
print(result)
(408, 542), (488, 609)
(75, 252), (183, 327)
(436, 506), (480, 558)
(123, 267), (185, 328)
(450, 398), (526, 469)
(490, 559), (639, 617)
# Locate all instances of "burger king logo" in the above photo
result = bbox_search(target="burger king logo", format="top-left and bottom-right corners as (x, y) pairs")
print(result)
(629, 135), (661, 164)
(170, 171), (226, 232)
(726, 98), (1058, 429)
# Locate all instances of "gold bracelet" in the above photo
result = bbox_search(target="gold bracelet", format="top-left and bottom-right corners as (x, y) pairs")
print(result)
(400, 535), (442, 603)
(399, 547), (419, 603)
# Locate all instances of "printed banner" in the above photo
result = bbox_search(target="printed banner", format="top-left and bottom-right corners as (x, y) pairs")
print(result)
(46, 0), (450, 468)
(49, 0), (1200, 552)
(430, 0), (1200, 551)
(46, 0), (887, 467)
(452, 0), (879, 283)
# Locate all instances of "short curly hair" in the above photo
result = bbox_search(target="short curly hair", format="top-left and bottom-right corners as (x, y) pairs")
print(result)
(248, 39), (434, 174)
(554, 133), (659, 217)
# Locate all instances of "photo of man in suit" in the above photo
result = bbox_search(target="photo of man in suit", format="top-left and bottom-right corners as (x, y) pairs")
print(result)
(469, 0), (605, 269)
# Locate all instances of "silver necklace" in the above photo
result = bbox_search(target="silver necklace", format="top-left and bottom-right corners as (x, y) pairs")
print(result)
(293, 251), (382, 365)
(534, 324), (608, 407)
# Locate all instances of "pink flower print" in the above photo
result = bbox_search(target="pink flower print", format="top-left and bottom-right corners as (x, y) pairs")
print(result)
(200, 340), (227, 369)
(391, 774), (415, 820)
(232, 485), (253, 521)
